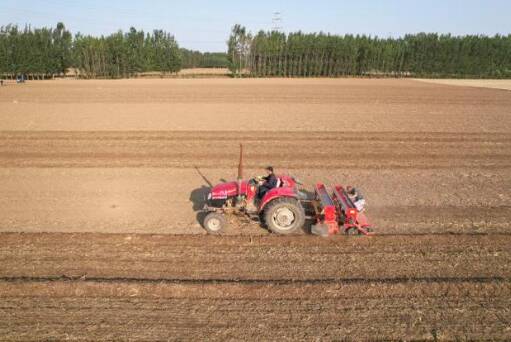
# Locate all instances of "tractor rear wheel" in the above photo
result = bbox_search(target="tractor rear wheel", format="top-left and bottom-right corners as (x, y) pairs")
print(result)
(203, 212), (227, 234)
(264, 198), (305, 235)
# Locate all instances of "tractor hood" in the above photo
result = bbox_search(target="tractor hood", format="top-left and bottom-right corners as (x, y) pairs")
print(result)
(210, 181), (248, 200)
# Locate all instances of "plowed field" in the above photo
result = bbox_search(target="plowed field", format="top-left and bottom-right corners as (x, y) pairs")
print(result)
(0, 78), (510, 340)
(1, 233), (510, 340)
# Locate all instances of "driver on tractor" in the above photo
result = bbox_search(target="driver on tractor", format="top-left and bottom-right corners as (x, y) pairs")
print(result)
(258, 166), (278, 199)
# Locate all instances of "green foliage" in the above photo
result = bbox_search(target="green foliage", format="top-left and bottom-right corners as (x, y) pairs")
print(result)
(2, 22), (510, 79)
(73, 28), (181, 78)
(231, 26), (511, 78)
(0, 22), (72, 76)
(227, 24), (252, 77)
(180, 49), (228, 68)
(0, 23), (181, 78)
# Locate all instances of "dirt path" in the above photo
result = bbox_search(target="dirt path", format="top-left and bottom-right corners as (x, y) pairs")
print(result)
(415, 79), (511, 91)
(0, 233), (509, 341)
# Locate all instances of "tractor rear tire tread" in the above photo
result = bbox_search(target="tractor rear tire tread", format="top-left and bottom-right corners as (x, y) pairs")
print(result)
(264, 197), (305, 235)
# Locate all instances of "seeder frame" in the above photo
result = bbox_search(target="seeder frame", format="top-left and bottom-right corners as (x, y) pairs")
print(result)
(310, 183), (374, 237)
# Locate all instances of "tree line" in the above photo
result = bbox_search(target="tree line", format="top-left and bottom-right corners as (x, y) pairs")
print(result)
(0, 22), (229, 79)
(180, 49), (228, 68)
(2, 22), (510, 79)
(0, 23), (72, 78)
(73, 28), (180, 78)
(228, 25), (511, 78)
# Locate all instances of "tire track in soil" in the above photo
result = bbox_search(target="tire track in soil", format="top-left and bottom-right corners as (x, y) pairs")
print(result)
(1, 131), (510, 169)
(0, 275), (508, 285)
(1, 233), (510, 281)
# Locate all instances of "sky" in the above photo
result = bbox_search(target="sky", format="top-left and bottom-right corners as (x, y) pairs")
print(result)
(1, 0), (510, 52)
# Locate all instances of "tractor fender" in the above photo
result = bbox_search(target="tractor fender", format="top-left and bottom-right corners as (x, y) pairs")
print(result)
(258, 187), (299, 213)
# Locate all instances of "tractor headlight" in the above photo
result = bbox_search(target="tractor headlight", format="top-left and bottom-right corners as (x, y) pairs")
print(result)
(207, 192), (212, 200)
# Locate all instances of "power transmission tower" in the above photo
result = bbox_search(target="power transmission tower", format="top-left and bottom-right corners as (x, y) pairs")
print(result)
(272, 12), (283, 32)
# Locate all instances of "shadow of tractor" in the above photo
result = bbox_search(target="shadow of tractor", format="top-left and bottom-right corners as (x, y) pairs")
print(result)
(189, 185), (211, 227)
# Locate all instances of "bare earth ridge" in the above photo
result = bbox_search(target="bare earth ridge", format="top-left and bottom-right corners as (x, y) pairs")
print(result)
(0, 233), (510, 341)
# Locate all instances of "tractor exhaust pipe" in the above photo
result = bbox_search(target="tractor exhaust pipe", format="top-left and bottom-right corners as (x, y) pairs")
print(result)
(237, 143), (243, 202)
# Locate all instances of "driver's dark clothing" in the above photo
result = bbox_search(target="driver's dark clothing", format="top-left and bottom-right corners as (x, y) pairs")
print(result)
(258, 173), (278, 199)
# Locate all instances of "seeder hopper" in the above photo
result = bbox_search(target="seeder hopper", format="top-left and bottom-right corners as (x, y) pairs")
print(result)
(310, 183), (374, 237)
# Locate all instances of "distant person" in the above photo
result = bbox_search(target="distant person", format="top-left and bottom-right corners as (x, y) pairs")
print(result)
(258, 166), (278, 199)
(347, 186), (366, 212)
(0, 80), (3, 86)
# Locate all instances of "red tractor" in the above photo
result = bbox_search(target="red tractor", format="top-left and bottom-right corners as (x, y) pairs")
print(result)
(202, 145), (374, 236)
(203, 173), (306, 235)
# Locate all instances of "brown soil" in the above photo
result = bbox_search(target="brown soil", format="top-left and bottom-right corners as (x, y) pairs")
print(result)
(1, 79), (511, 340)
(1, 78), (510, 132)
(0, 232), (510, 341)
(0, 130), (509, 234)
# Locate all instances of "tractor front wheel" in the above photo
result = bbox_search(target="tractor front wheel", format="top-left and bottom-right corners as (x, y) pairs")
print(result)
(264, 198), (305, 235)
(203, 212), (227, 234)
